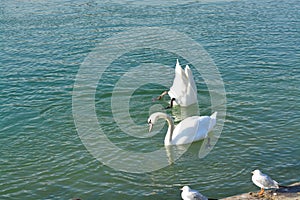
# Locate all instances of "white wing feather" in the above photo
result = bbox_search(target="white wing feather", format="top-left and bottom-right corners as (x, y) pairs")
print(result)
(168, 60), (197, 107)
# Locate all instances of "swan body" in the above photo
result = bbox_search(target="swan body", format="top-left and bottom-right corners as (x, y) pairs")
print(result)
(156, 59), (198, 108)
(251, 169), (279, 195)
(148, 112), (217, 146)
(181, 186), (208, 200)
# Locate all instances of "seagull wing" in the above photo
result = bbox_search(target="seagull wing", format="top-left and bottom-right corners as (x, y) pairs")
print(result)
(189, 189), (208, 200)
(256, 173), (279, 189)
(262, 174), (279, 189)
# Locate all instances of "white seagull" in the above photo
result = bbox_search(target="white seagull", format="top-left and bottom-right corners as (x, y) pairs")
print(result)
(154, 59), (198, 108)
(148, 112), (217, 146)
(181, 186), (208, 200)
(251, 169), (279, 195)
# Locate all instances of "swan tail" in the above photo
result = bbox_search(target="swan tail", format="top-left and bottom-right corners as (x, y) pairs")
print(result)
(210, 112), (217, 120)
(176, 59), (180, 67)
(208, 112), (217, 132)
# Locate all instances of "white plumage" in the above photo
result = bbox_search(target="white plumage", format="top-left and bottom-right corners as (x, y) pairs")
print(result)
(169, 59), (198, 107)
(155, 59), (198, 108)
(147, 112), (217, 146)
(181, 186), (208, 200)
(251, 169), (279, 195)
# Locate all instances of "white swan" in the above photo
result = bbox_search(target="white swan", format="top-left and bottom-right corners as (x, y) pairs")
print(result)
(155, 59), (198, 108)
(147, 112), (217, 146)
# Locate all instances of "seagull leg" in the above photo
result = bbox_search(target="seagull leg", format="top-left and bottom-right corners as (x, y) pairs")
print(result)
(258, 188), (264, 195)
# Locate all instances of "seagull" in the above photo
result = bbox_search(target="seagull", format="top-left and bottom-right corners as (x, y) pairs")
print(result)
(251, 169), (279, 195)
(180, 186), (208, 200)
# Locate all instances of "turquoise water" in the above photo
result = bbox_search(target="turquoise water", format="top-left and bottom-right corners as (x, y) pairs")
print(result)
(1, 0), (299, 199)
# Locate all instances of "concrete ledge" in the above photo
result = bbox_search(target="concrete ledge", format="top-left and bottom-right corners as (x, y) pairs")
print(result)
(221, 182), (300, 200)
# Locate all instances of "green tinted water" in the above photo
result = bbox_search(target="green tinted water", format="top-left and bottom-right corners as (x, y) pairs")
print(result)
(1, 0), (299, 199)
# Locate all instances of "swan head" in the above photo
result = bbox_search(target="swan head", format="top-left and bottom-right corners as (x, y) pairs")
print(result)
(148, 120), (153, 132)
(147, 112), (160, 132)
(147, 112), (169, 132)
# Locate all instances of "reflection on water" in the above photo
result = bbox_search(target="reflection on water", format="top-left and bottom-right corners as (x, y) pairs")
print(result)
(165, 144), (190, 164)
(171, 103), (200, 123)
(171, 104), (218, 159)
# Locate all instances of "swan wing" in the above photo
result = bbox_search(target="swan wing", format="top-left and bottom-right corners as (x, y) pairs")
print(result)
(169, 64), (198, 107)
(168, 60), (189, 105)
(171, 116), (200, 145)
(194, 116), (212, 141)
(171, 113), (217, 145)
(170, 116), (206, 145)
(183, 65), (198, 106)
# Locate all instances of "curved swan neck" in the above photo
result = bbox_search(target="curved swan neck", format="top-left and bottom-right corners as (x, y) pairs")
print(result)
(160, 113), (174, 144)
(149, 112), (175, 145)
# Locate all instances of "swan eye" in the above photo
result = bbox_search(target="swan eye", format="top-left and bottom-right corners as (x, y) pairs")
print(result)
(148, 119), (152, 124)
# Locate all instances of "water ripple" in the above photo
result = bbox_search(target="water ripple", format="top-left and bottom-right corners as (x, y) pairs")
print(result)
(1, 0), (299, 199)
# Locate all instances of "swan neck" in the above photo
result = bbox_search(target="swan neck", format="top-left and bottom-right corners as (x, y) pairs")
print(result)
(164, 114), (174, 144)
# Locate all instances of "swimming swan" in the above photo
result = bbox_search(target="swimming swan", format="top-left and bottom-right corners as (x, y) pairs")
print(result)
(155, 59), (198, 108)
(147, 112), (217, 146)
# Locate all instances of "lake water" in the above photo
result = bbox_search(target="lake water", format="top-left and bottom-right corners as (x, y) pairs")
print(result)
(1, 0), (299, 199)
